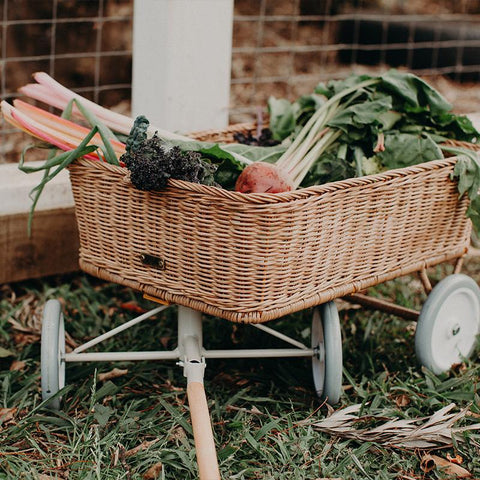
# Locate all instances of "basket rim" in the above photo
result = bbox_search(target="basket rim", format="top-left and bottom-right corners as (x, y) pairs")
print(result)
(70, 155), (462, 204)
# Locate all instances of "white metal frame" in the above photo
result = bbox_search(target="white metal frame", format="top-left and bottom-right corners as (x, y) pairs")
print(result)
(64, 303), (316, 480)
(63, 305), (316, 382)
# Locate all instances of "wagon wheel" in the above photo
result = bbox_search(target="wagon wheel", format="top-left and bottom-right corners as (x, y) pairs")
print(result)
(415, 274), (480, 375)
(41, 299), (66, 410)
(312, 301), (343, 405)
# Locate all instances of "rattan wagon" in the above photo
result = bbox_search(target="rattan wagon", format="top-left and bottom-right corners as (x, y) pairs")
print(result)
(40, 124), (480, 478)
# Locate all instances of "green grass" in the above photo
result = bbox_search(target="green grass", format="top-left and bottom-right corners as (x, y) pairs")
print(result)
(1, 259), (480, 479)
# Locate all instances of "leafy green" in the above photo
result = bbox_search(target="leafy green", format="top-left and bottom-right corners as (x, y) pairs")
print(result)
(361, 156), (383, 176)
(165, 138), (242, 164)
(263, 69), (479, 232)
(213, 155), (246, 190)
(450, 151), (480, 236)
(377, 110), (403, 130)
(380, 69), (452, 115)
(377, 132), (443, 170)
(433, 112), (479, 142)
(450, 152), (480, 200)
(468, 196), (480, 234)
(268, 94), (325, 141)
(327, 95), (393, 133)
(224, 143), (286, 164)
(267, 97), (296, 141)
(315, 74), (373, 98)
(300, 144), (355, 188)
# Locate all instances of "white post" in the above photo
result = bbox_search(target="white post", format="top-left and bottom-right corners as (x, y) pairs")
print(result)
(132, 0), (234, 134)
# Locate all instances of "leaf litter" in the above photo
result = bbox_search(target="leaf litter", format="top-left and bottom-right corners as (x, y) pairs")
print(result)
(309, 402), (480, 449)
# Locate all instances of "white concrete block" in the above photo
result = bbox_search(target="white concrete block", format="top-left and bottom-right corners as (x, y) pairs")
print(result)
(0, 162), (74, 215)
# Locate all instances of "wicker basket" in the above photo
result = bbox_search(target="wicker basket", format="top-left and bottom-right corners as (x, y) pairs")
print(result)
(68, 125), (475, 323)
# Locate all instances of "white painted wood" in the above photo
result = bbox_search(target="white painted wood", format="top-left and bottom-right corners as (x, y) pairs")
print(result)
(132, 0), (234, 133)
(0, 162), (74, 215)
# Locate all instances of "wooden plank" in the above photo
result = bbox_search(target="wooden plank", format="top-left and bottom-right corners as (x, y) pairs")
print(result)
(0, 208), (79, 284)
(0, 161), (78, 283)
(343, 293), (420, 320)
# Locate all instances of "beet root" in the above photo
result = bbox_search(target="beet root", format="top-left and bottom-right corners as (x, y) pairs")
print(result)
(234, 162), (294, 193)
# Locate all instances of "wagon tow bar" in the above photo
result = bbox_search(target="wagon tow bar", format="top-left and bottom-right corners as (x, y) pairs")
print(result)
(177, 307), (221, 480)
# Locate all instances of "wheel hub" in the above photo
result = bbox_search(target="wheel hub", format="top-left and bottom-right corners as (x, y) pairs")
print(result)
(450, 323), (461, 338)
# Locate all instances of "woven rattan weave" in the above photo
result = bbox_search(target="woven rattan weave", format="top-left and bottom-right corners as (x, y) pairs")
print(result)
(68, 126), (475, 323)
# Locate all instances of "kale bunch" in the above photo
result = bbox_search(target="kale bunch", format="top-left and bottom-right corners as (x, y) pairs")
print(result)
(121, 116), (218, 191)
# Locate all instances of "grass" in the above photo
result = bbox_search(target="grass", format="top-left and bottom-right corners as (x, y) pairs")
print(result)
(0, 258), (480, 479)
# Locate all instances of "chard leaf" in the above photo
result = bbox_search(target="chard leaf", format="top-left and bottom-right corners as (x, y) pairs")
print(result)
(300, 144), (355, 188)
(268, 97), (295, 141)
(449, 151), (480, 236)
(224, 143), (286, 164)
(165, 139), (235, 163)
(377, 110), (402, 130)
(362, 156), (384, 176)
(381, 69), (452, 116)
(213, 155), (246, 190)
(268, 94), (325, 141)
(197, 144), (236, 163)
(315, 74), (374, 98)
(293, 94), (325, 125)
(450, 153), (480, 199)
(467, 197), (480, 235)
(327, 95), (393, 132)
(433, 112), (480, 142)
(377, 132), (443, 169)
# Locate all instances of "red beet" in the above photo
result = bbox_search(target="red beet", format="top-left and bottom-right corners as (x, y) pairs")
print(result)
(234, 161), (294, 193)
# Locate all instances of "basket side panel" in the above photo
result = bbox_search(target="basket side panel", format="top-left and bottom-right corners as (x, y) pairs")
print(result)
(69, 160), (470, 322)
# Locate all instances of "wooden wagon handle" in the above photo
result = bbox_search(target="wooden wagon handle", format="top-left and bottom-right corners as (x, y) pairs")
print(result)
(187, 381), (221, 480)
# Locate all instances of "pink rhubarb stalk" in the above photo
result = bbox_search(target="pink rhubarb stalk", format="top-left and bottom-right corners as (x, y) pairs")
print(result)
(1, 100), (115, 162)
(20, 72), (192, 141)
(13, 100), (125, 157)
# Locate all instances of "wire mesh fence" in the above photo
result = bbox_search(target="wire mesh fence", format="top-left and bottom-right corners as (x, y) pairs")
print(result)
(229, 0), (480, 122)
(0, 0), (133, 162)
(1, 0), (479, 162)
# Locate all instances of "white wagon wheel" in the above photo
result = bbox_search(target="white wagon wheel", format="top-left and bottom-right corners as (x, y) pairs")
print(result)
(415, 274), (480, 375)
(41, 299), (66, 410)
(312, 301), (343, 404)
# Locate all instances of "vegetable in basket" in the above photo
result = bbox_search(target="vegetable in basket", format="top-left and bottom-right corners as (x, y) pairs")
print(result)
(234, 70), (480, 235)
(235, 70), (480, 194)
(122, 116), (218, 190)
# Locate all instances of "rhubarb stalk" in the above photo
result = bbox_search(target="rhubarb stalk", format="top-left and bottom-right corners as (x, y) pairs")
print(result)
(18, 72), (252, 165)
